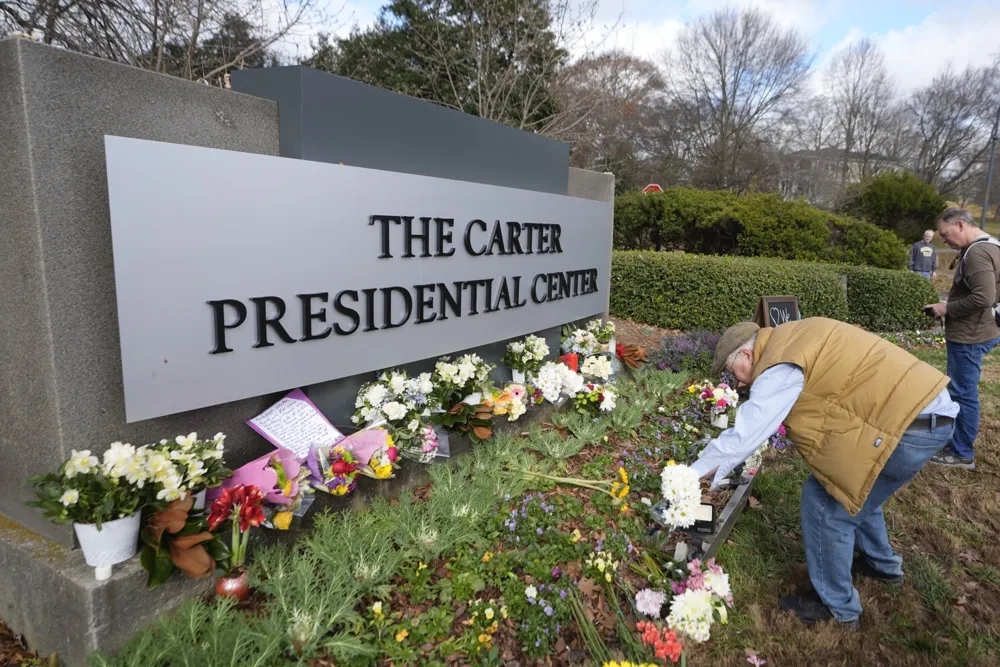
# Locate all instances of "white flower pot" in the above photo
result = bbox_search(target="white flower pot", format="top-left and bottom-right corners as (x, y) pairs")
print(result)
(462, 392), (482, 405)
(192, 489), (207, 511)
(74, 513), (141, 581)
(711, 414), (729, 429)
(511, 369), (526, 384)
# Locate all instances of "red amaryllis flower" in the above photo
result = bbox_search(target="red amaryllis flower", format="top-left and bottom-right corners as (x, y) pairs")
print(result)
(208, 484), (265, 532)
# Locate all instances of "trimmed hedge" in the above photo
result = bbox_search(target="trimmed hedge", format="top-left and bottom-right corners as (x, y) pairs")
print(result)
(614, 188), (907, 270)
(840, 265), (940, 332)
(610, 251), (937, 332)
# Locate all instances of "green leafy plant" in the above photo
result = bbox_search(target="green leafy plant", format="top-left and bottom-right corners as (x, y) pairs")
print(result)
(614, 187), (907, 268)
(839, 170), (947, 243)
(140, 495), (230, 588)
(28, 446), (146, 528)
(434, 401), (494, 442)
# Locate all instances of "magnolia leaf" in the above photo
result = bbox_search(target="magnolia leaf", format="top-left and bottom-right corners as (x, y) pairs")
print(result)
(142, 546), (175, 588)
(169, 541), (214, 578)
(472, 425), (493, 441)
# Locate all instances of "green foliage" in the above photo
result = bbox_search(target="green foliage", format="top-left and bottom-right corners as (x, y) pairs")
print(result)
(614, 187), (907, 269)
(610, 251), (849, 331)
(611, 251), (937, 333)
(839, 170), (948, 243)
(839, 265), (939, 331)
(309, 0), (565, 132)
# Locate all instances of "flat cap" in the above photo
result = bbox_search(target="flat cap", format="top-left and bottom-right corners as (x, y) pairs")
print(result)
(711, 322), (761, 377)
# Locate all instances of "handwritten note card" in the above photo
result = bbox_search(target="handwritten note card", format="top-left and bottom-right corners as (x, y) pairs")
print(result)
(247, 389), (345, 458)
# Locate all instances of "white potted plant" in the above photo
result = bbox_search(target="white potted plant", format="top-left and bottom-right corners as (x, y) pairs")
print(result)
(501, 334), (549, 384)
(28, 443), (149, 581)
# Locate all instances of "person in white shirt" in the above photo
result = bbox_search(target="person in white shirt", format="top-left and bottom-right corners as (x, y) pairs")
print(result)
(692, 319), (957, 629)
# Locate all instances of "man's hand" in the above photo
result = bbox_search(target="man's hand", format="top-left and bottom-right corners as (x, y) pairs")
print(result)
(931, 271), (937, 280)
(925, 303), (947, 318)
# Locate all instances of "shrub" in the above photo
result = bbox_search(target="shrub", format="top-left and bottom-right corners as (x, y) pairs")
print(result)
(839, 265), (940, 332)
(610, 251), (936, 333)
(614, 188), (907, 269)
(610, 251), (849, 332)
(839, 171), (947, 244)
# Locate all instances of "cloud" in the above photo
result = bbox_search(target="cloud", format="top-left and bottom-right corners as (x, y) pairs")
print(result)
(874, 7), (1000, 92)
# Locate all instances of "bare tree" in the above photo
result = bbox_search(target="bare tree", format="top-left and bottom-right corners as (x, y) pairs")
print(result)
(825, 38), (896, 183)
(663, 7), (813, 191)
(904, 58), (1000, 193)
(1, 0), (327, 83)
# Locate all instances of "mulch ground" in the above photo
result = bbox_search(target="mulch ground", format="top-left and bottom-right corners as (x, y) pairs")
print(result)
(610, 317), (678, 352)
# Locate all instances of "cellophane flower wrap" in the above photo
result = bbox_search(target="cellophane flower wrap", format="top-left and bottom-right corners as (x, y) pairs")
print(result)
(307, 445), (359, 496)
(396, 424), (438, 463)
(352, 370), (435, 429)
(431, 354), (495, 407)
(501, 335), (549, 374)
(666, 558), (732, 643)
(659, 461), (701, 529)
(484, 384), (528, 421)
(358, 429), (400, 479)
(573, 383), (617, 416)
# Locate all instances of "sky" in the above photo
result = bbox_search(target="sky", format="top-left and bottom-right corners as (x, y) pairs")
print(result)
(290, 0), (1000, 94)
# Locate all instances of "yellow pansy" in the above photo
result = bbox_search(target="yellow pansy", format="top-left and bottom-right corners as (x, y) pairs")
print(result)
(395, 629), (409, 642)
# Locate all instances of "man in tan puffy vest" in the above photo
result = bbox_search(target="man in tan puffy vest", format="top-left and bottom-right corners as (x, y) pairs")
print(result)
(692, 317), (958, 629)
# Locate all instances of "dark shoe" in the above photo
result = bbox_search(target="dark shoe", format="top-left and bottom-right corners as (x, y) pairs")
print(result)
(852, 554), (904, 586)
(930, 448), (975, 470)
(779, 591), (860, 630)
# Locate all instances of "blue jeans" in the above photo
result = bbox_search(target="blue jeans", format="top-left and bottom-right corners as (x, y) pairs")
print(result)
(914, 271), (931, 279)
(947, 337), (1000, 459)
(800, 421), (953, 622)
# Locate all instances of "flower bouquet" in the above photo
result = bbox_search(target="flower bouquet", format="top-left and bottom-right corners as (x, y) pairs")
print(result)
(561, 326), (601, 357)
(353, 428), (400, 479)
(152, 432), (231, 510)
(573, 383), (617, 416)
(484, 384), (528, 422)
(666, 558), (733, 643)
(533, 361), (585, 404)
(689, 381), (740, 429)
(306, 445), (360, 496)
(431, 354), (495, 407)
(580, 355), (613, 382)
(207, 484), (266, 600)
(655, 461), (702, 530)
(219, 447), (313, 530)
(140, 494), (230, 588)
(352, 370), (436, 429)
(501, 334), (549, 383)
(585, 318), (616, 346)
(28, 444), (149, 580)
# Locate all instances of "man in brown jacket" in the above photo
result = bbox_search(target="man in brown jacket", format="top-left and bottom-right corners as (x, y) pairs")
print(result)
(925, 207), (1000, 469)
(694, 318), (957, 628)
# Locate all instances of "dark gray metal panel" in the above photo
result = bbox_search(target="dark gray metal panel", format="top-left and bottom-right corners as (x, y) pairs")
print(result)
(231, 65), (570, 195)
(230, 66), (304, 159)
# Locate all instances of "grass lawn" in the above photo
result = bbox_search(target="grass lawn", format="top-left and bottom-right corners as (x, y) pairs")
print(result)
(695, 346), (1000, 667)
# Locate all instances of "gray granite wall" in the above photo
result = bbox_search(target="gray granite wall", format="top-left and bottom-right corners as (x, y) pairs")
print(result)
(0, 39), (285, 545)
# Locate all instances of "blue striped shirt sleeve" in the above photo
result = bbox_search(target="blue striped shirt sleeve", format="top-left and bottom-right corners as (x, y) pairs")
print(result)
(691, 364), (804, 487)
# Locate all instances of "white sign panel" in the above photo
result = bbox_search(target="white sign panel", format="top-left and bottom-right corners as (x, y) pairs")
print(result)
(105, 136), (613, 422)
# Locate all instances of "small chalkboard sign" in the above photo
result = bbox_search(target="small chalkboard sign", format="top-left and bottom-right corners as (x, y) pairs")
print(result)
(754, 296), (800, 328)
